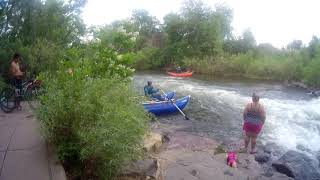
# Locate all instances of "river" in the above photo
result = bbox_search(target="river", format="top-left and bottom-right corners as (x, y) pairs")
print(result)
(133, 72), (320, 158)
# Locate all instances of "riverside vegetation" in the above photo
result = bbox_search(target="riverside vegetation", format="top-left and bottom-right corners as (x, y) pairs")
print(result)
(1, 0), (320, 179)
(0, 0), (148, 179)
(126, 1), (320, 88)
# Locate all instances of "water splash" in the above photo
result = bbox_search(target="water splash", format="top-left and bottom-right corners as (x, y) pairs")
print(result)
(134, 73), (320, 154)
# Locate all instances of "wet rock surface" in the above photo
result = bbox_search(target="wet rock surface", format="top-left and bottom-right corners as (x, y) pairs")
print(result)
(261, 142), (285, 158)
(255, 153), (271, 163)
(119, 159), (161, 180)
(148, 121), (293, 180)
(165, 131), (217, 151)
(162, 151), (248, 180)
(143, 132), (163, 153)
(272, 150), (320, 180)
(316, 152), (320, 167)
(296, 144), (312, 153)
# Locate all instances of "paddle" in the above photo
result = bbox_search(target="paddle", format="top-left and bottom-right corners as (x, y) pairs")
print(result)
(159, 89), (190, 120)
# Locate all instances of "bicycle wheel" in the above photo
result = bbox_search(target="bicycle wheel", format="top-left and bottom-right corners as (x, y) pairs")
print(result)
(0, 88), (16, 113)
(25, 85), (41, 110)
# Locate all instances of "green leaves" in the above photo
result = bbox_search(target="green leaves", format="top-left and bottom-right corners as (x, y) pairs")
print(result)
(303, 58), (320, 86)
(0, 0), (86, 76)
(161, 0), (233, 64)
(36, 45), (148, 179)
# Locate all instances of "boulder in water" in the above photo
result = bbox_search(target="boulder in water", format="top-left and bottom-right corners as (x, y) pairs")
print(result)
(316, 151), (320, 167)
(258, 172), (294, 180)
(314, 90), (320, 96)
(288, 81), (309, 89)
(255, 153), (271, 163)
(262, 142), (284, 157)
(296, 144), (312, 153)
(272, 150), (320, 180)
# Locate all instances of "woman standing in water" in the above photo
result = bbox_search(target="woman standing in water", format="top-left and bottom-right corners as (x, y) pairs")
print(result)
(243, 93), (266, 154)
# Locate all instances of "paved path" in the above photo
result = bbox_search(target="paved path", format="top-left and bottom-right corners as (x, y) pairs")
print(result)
(0, 103), (66, 180)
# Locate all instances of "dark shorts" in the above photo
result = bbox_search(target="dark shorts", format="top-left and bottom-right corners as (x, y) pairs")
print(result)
(11, 77), (22, 90)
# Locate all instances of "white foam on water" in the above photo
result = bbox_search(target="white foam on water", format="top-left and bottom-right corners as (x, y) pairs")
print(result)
(171, 80), (320, 152)
(134, 74), (320, 153)
(261, 98), (320, 152)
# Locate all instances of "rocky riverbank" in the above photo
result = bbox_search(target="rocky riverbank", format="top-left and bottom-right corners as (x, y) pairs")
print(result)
(118, 119), (320, 180)
(285, 81), (320, 97)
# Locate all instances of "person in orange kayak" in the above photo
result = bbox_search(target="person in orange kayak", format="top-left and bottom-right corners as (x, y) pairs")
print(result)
(176, 66), (182, 73)
(242, 93), (266, 154)
(144, 81), (165, 101)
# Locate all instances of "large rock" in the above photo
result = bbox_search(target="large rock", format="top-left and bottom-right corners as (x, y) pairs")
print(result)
(309, 90), (320, 97)
(119, 159), (162, 180)
(317, 152), (320, 167)
(143, 132), (163, 153)
(161, 151), (249, 180)
(288, 81), (309, 89)
(215, 153), (266, 178)
(272, 150), (320, 180)
(165, 132), (217, 151)
(262, 142), (284, 156)
(296, 144), (312, 153)
(255, 153), (271, 164)
(258, 172), (294, 180)
(158, 150), (290, 180)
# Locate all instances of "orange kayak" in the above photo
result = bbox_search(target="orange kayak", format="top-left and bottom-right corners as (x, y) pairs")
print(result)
(167, 71), (193, 77)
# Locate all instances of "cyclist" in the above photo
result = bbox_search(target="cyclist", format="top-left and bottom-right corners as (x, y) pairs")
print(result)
(9, 53), (24, 109)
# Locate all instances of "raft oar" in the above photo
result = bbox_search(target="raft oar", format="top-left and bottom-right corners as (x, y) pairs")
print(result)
(160, 89), (190, 120)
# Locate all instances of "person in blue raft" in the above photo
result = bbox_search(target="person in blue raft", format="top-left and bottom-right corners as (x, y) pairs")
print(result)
(144, 81), (166, 101)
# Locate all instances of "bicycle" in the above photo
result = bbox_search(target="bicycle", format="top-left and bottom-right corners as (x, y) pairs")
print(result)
(0, 77), (42, 113)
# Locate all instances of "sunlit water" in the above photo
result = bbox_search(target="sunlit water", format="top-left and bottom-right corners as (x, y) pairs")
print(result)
(133, 72), (320, 157)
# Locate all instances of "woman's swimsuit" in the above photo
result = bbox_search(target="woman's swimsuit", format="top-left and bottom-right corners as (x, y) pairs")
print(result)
(243, 103), (263, 134)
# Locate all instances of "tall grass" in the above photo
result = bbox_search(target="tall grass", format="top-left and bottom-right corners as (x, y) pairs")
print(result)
(184, 52), (305, 82)
(36, 48), (149, 179)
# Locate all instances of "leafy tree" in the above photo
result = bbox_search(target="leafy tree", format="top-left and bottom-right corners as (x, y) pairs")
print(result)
(162, 0), (233, 59)
(181, 0), (220, 57)
(162, 13), (186, 65)
(37, 44), (146, 179)
(0, 0), (86, 75)
(95, 24), (138, 53)
(255, 43), (279, 55)
(241, 29), (256, 50)
(213, 4), (233, 40)
(223, 29), (256, 54)
(287, 40), (303, 50)
(308, 36), (320, 58)
(131, 9), (160, 50)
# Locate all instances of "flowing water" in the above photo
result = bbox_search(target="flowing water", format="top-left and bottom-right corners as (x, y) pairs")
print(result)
(133, 71), (320, 157)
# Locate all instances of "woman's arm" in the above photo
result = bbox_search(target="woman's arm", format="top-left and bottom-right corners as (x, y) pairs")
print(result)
(243, 103), (249, 120)
(260, 104), (266, 124)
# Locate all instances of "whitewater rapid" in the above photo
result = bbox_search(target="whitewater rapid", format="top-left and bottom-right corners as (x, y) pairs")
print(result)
(134, 72), (320, 154)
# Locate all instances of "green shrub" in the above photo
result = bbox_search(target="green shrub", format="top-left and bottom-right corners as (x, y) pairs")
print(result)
(303, 57), (320, 87)
(134, 47), (163, 70)
(36, 47), (148, 179)
(184, 52), (306, 82)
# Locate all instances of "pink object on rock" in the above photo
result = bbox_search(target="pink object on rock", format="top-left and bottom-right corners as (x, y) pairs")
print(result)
(227, 152), (237, 167)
